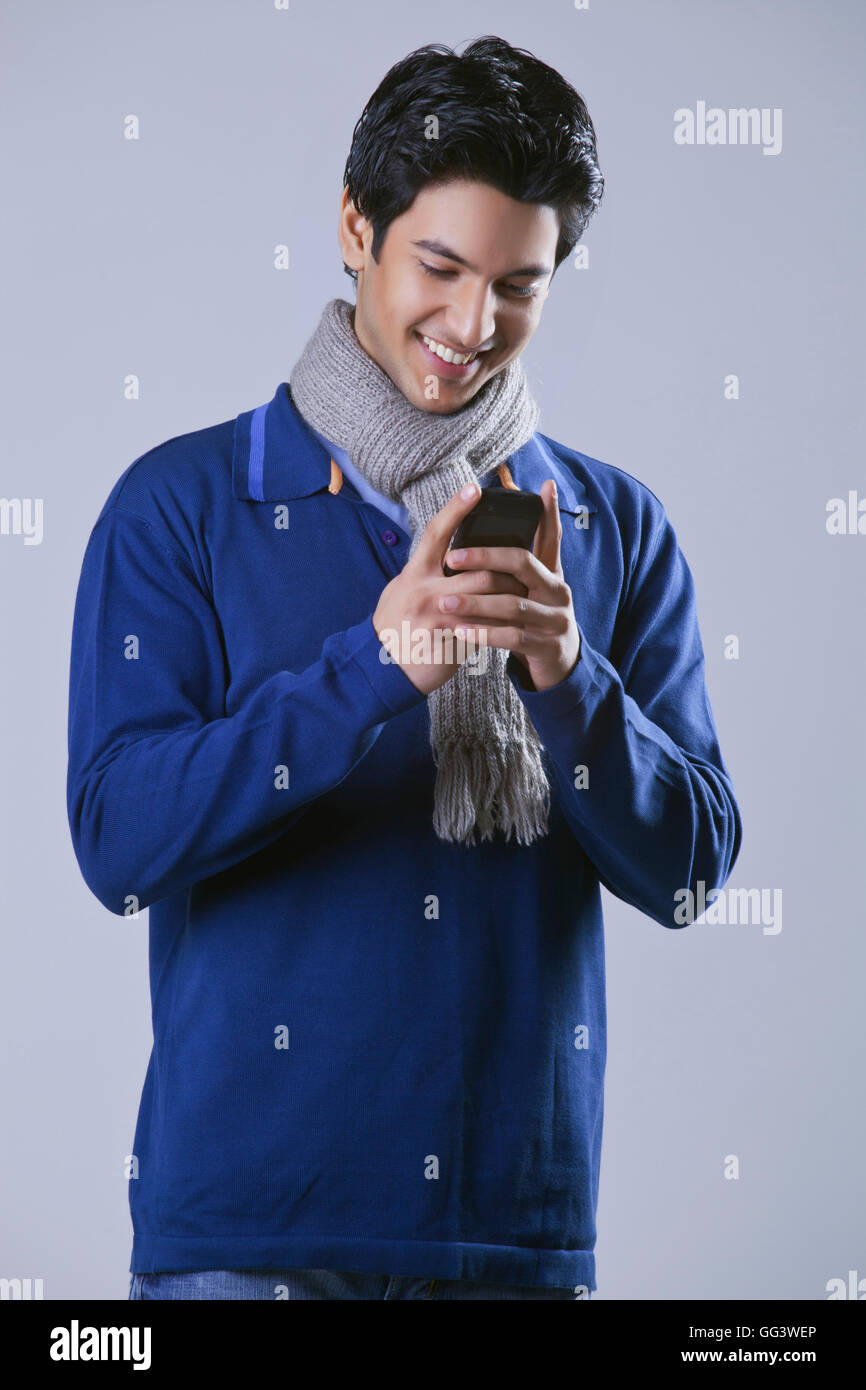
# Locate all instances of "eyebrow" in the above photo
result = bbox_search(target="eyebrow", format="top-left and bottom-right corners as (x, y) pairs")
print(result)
(410, 238), (552, 280)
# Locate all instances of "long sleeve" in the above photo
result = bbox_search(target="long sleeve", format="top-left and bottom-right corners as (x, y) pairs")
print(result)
(66, 506), (426, 915)
(507, 505), (743, 928)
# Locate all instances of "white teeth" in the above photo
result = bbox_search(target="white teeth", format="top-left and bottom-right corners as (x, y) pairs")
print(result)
(421, 334), (477, 365)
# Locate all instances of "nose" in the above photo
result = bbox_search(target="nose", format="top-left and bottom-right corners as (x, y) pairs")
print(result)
(447, 282), (497, 353)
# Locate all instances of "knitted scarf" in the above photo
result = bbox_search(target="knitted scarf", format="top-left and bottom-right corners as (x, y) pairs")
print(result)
(289, 297), (550, 846)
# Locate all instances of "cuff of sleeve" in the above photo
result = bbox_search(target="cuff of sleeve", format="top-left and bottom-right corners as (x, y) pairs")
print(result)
(506, 626), (600, 715)
(348, 614), (430, 716)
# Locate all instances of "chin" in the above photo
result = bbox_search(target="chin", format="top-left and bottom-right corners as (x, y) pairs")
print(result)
(418, 394), (466, 415)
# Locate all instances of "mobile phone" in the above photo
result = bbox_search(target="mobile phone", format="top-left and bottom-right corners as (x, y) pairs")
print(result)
(442, 487), (544, 577)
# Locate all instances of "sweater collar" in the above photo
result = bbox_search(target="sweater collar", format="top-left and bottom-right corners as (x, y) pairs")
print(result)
(232, 381), (596, 516)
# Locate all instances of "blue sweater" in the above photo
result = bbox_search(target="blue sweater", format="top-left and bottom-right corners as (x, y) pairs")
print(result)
(66, 379), (742, 1289)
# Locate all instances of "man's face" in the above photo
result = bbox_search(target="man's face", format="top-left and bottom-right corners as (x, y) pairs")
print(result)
(337, 178), (559, 413)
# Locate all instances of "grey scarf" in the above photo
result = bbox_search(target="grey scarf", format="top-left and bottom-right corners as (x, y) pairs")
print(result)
(289, 297), (550, 846)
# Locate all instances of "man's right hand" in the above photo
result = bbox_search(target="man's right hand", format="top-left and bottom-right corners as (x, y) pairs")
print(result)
(372, 480), (529, 696)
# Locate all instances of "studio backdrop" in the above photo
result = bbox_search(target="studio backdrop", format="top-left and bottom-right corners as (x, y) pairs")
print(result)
(1, 0), (863, 1300)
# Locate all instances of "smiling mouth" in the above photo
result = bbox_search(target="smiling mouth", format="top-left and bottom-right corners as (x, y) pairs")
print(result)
(415, 332), (492, 380)
(418, 332), (482, 365)
(419, 330), (492, 364)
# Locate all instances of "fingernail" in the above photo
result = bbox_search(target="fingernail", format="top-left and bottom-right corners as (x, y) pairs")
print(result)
(448, 549), (466, 563)
(461, 483), (478, 499)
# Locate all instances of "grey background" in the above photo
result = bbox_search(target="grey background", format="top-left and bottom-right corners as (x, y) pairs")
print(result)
(2, 0), (863, 1299)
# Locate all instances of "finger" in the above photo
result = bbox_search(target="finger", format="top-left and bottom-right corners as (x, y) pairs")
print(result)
(452, 623), (552, 654)
(444, 544), (551, 594)
(440, 594), (567, 630)
(433, 568), (529, 597)
(532, 480), (563, 576)
(412, 479), (482, 570)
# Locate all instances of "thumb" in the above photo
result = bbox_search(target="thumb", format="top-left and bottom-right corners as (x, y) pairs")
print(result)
(412, 479), (481, 570)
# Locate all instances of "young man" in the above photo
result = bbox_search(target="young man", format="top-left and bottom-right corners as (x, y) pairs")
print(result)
(67, 36), (742, 1302)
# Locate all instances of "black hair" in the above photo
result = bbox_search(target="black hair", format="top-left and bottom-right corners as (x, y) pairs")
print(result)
(341, 35), (604, 287)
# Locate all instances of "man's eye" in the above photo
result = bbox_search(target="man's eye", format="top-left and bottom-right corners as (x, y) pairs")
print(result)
(418, 262), (538, 299)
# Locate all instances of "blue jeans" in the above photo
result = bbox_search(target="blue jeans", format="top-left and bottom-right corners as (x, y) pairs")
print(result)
(128, 1268), (591, 1301)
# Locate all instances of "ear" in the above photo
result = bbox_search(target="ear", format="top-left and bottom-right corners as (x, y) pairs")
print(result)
(337, 188), (368, 276)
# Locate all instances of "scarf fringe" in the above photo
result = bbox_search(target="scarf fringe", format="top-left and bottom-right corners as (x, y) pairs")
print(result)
(431, 737), (551, 847)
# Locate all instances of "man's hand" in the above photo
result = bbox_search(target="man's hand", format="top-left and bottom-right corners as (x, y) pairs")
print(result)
(372, 480), (530, 696)
(439, 479), (581, 693)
